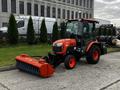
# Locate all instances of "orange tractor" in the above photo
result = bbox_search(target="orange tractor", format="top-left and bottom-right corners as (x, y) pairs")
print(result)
(16, 19), (107, 78)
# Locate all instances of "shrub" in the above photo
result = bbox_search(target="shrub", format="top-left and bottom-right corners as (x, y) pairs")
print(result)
(60, 21), (66, 39)
(7, 14), (18, 44)
(52, 22), (59, 42)
(40, 19), (48, 43)
(27, 16), (35, 44)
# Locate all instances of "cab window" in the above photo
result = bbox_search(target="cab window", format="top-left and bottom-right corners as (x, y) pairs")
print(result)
(17, 20), (24, 28)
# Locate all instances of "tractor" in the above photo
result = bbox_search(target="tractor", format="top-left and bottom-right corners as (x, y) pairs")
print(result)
(16, 19), (107, 78)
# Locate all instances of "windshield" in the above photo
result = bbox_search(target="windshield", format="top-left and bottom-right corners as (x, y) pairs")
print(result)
(66, 21), (82, 35)
(17, 20), (24, 28)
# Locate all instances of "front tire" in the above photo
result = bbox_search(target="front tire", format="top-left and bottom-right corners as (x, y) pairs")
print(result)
(64, 55), (77, 69)
(86, 45), (101, 64)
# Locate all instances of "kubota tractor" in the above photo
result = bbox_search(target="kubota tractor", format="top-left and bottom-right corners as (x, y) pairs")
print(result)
(16, 19), (107, 78)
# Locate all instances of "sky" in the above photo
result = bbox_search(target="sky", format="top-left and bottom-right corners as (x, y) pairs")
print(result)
(94, 0), (120, 26)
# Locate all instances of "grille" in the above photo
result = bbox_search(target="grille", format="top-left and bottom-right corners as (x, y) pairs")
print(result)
(53, 46), (62, 52)
(16, 61), (39, 76)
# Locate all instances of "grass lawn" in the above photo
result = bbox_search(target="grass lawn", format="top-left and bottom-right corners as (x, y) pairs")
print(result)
(0, 44), (120, 68)
(0, 44), (51, 67)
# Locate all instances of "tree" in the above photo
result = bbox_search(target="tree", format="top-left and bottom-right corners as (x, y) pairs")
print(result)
(40, 19), (48, 43)
(7, 14), (18, 44)
(60, 21), (66, 39)
(27, 16), (35, 44)
(52, 22), (59, 42)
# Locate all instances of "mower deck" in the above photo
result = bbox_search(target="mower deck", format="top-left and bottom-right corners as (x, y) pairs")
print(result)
(16, 54), (55, 78)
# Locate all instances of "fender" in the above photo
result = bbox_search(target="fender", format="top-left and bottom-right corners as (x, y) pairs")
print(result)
(86, 40), (99, 52)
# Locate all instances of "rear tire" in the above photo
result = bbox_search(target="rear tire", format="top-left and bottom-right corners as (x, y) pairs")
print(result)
(64, 55), (77, 69)
(86, 45), (101, 64)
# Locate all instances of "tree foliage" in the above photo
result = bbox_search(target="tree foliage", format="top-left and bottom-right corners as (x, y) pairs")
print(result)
(52, 22), (59, 42)
(40, 19), (48, 43)
(27, 16), (35, 44)
(60, 21), (66, 39)
(7, 14), (18, 44)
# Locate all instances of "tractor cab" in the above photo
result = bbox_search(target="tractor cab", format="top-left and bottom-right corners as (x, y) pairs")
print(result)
(66, 19), (99, 45)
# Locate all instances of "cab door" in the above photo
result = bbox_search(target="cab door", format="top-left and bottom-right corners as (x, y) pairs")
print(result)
(82, 22), (95, 50)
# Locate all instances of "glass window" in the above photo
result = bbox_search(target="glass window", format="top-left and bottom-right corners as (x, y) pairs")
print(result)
(58, 8), (61, 18)
(11, 0), (16, 13)
(76, 0), (78, 5)
(19, 1), (24, 14)
(71, 0), (74, 4)
(79, 0), (82, 6)
(2, 22), (8, 27)
(67, 10), (70, 19)
(88, 23), (94, 33)
(52, 7), (56, 18)
(79, 13), (81, 19)
(71, 11), (74, 19)
(62, 9), (66, 19)
(90, 0), (93, 8)
(66, 21), (83, 35)
(47, 6), (50, 17)
(2, 0), (8, 12)
(27, 2), (32, 15)
(75, 12), (78, 19)
(41, 5), (45, 16)
(67, 0), (70, 3)
(17, 20), (24, 28)
(34, 4), (38, 16)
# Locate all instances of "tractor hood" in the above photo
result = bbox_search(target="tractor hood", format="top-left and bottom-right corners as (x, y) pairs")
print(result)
(53, 39), (76, 47)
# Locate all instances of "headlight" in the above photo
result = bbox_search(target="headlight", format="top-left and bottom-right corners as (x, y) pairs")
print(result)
(56, 43), (63, 47)
(53, 43), (63, 47)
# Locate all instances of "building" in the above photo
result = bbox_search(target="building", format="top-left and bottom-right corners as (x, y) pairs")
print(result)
(0, 0), (94, 28)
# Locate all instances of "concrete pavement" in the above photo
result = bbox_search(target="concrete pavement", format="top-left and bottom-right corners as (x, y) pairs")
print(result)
(0, 52), (120, 90)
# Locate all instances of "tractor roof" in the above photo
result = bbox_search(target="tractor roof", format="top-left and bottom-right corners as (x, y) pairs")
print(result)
(68, 19), (99, 23)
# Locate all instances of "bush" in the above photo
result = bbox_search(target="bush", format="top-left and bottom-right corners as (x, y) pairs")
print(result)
(60, 21), (66, 39)
(7, 14), (18, 44)
(52, 22), (59, 42)
(40, 19), (48, 43)
(27, 16), (35, 44)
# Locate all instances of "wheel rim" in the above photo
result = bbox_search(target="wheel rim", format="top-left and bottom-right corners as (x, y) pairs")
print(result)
(93, 50), (99, 61)
(69, 57), (76, 68)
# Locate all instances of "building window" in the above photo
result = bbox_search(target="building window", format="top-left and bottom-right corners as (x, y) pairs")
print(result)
(2, 0), (8, 12)
(67, 10), (70, 19)
(52, 7), (56, 18)
(67, 0), (70, 3)
(79, 0), (82, 6)
(47, 6), (50, 17)
(63, 0), (65, 2)
(71, 0), (74, 4)
(2, 22), (8, 27)
(27, 2), (32, 15)
(62, 9), (66, 19)
(86, 13), (88, 19)
(76, 0), (78, 5)
(90, 0), (93, 8)
(71, 11), (74, 19)
(90, 13), (92, 18)
(75, 12), (78, 19)
(34, 4), (38, 16)
(41, 5), (45, 17)
(58, 8), (61, 18)
(79, 13), (81, 19)
(11, 0), (16, 13)
(83, 0), (86, 7)
(83, 13), (86, 18)
(19, 1), (24, 14)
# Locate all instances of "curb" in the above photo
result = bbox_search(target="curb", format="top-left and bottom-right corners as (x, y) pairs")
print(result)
(0, 65), (16, 72)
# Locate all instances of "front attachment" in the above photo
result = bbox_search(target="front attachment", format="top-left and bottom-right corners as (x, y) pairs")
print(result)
(16, 54), (55, 78)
